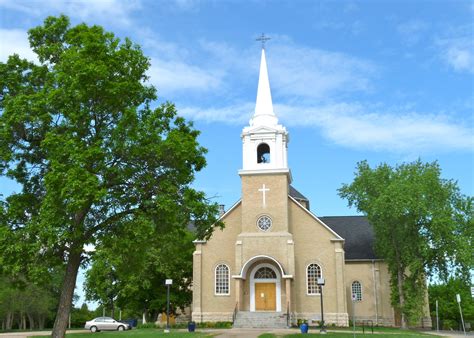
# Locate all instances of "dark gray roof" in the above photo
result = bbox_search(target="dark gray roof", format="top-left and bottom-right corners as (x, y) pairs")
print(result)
(289, 185), (309, 201)
(319, 216), (378, 260)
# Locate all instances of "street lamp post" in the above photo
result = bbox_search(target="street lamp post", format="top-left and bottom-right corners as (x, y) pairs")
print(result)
(165, 279), (173, 333)
(318, 278), (326, 334)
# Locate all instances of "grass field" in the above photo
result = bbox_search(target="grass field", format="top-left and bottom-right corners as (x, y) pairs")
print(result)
(64, 330), (212, 338)
(30, 327), (443, 338)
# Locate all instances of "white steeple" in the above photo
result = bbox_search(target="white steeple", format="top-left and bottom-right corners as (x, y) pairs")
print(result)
(240, 47), (290, 177)
(250, 49), (279, 127)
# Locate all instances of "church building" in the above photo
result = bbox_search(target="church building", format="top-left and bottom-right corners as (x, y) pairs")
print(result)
(191, 48), (431, 328)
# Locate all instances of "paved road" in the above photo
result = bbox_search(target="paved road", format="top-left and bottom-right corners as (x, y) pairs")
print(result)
(0, 330), (88, 338)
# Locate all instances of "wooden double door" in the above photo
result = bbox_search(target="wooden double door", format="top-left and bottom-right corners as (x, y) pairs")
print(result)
(255, 283), (276, 311)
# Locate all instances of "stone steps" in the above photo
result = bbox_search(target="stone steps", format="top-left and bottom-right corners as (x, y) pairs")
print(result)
(233, 311), (289, 328)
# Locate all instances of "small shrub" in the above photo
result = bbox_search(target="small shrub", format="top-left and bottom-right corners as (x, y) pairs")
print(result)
(297, 319), (308, 326)
(442, 319), (458, 330)
(196, 321), (232, 328)
(214, 321), (232, 328)
(137, 322), (157, 329)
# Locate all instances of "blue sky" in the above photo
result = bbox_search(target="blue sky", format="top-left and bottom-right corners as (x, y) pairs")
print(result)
(1, 0), (473, 308)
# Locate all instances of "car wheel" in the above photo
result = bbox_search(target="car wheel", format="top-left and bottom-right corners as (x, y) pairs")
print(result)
(90, 326), (98, 333)
(117, 325), (125, 331)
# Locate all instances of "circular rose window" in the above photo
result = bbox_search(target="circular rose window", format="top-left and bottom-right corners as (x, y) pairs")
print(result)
(257, 215), (272, 231)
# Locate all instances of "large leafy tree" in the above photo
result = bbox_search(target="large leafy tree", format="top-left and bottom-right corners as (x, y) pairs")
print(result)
(339, 160), (472, 328)
(84, 218), (196, 321)
(0, 15), (219, 338)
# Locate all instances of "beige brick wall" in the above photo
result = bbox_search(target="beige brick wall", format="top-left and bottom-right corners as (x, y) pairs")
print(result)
(241, 173), (289, 233)
(289, 199), (348, 326)
(345, 261), (394, 325)
(197, 202), (242, 315)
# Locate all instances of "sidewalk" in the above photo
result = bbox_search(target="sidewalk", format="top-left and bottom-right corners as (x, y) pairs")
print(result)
(0, 330), (88, 338)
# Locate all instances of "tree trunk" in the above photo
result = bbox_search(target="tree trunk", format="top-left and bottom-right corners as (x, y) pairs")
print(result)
(38, 314), (45, 330)
(27, 313), (35, 330)
(6, 311), (12, 330)
(51, 247), (82, 338)
(397, 266), (407, 329)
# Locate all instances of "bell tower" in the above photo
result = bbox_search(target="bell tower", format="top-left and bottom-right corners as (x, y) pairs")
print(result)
(239, 48), (290, 176)
(238, 47), (292, 235)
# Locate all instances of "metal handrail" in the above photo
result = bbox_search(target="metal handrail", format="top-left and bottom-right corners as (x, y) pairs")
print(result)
(362, 319), (374, 334)
(232, 302), (238, 325)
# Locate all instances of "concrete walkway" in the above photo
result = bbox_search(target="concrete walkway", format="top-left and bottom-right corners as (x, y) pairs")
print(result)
(422, 330), (473, 338)
(0, 330), (88, 338)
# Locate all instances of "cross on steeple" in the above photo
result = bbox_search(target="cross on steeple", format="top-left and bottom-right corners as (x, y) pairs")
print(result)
(256, 33), (271, 49)
(258, 184), (270, 207)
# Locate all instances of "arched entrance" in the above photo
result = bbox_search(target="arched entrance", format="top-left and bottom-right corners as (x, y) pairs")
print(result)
(250, 263), (281, 312)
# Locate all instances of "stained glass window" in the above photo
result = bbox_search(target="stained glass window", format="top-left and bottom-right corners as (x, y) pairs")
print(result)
(215, 264), (229, 295)
(307, 263), (322, 294)
(254, 267), (277, 279)
(352, 281), (362, 301)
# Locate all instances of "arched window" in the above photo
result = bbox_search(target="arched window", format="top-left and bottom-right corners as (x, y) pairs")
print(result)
(254, 266), (277, 279)
(257, 143), (270, 163)
(352, 281), (362, 301)
(307, 263), (322, 295)
(215, 264), (229, 295)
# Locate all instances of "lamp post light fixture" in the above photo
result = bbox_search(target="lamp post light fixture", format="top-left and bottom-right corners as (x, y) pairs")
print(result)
(165, 279), (173, 333)
(317, 278), (326, 334)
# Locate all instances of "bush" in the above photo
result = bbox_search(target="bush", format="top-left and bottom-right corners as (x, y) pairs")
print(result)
(297, 319), (307, 326)
(137, 322), (158, 329)
(442, 319), (458, 330)
(196, 321), (232, 328)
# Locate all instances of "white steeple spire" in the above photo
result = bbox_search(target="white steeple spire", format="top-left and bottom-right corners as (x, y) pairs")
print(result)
(250, 48), (279, 126)
(240, 46), (289, 176)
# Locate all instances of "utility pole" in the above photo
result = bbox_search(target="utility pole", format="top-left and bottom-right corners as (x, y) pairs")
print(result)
(456, 294), (466, 336)
(317, 278), (326, 334)
(352, 293), (357, 338)
(165, 279), (173, 333)
(435, 300), (439, 333)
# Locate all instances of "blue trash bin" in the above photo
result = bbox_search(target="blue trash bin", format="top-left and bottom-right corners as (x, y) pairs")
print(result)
(300, 323), (309, 334)
(188, 321), (196, 332)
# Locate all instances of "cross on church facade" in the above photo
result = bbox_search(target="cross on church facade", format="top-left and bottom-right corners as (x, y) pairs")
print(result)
(256, 33), (271, 49)
(258, 184), (270, 207)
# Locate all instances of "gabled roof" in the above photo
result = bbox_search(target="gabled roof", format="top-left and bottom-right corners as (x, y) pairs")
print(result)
(289, 185), (309, 202)
(319, 216), (378, 260)
(288, 196), (344, 240)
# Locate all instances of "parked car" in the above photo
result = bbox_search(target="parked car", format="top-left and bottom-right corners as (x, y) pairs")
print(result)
(85, 317), (130, 332)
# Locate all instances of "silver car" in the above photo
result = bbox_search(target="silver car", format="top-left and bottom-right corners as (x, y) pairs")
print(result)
(84, 317), (129, 332)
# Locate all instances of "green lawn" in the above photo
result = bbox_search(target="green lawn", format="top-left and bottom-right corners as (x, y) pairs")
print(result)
(286, 334), (437, 337)
(35, 327), (440, 338)
(258, 332), (439, 338)
(64, 330), (212, 338)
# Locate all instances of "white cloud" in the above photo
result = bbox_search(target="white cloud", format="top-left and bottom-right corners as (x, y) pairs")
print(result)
(436, 25), (474, 73)
(278, 103), (473, 153)
(179, 102), (253, 125)
(397, 20), (429, 46)
(180, 101), (473, 154)
(269, 43), (376, 99)
(0, 28), (37, 62)
(148, 58), (223, 94)
(439, 37), (474, 73)
(0, 0), (141, 26)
